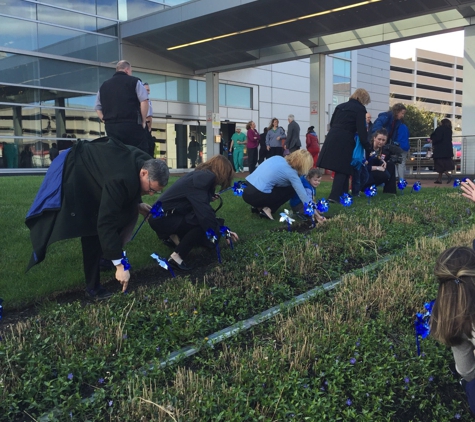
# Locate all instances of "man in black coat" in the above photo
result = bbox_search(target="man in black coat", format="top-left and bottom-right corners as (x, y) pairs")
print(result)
(95, 60), (150, 153)
(25, 137), (170, 299)
(285, 114), (301, 153)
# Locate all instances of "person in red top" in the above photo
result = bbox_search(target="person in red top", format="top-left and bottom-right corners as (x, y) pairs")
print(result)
(306, 126), (320, 168)
(246, 120), (260, 174)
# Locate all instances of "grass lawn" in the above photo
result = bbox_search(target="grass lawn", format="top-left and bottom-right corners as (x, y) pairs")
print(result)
(1, 175), (474, 420)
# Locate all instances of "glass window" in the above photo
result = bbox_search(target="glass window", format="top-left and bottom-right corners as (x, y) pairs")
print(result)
(97, 36), (119, 63)
(224, 85), (251, 108)
(0, 54), (40, 86)
(97, 19), (118, 36)
(188, 79), (198, 103)
(197, 80), (205, 104)
(1, 0), (36, 20)
(133, 72), (166, 100)
(37, 5), (97, 32)
(333, 58), (350, 77)
(0, 16), (38, 51)
(0, 85), (41, 105)
(334, 51), (351, 59)
(219, 84), (226, 106)
(97, 0), (119, 20)
(40, 1), (96, 16)
(21, 107), (44, 137)
(119, 0), (166, 21)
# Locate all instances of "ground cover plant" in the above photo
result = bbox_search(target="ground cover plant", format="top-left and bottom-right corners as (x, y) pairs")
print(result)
(1, 176), (475, 420)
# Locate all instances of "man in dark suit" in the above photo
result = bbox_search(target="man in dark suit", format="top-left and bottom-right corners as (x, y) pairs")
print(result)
(25, 137), (169, 300)
(95, 60), (150, 153)
(285, 114), (301, 153)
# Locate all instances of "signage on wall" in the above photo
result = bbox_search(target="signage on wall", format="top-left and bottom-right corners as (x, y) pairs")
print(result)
(212, 113), (220, 128)
(310, 101), (318, 115)
(206, 110), (212, 122)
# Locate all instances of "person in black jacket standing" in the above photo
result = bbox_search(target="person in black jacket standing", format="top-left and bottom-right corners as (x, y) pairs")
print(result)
(285, 114), (301, 153)
(95, 60), (149, 152)
(317, 88), (371, 203)
(431, 118), (455, 184)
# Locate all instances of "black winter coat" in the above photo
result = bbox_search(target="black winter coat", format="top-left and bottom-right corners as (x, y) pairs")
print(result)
(430, 126), (453, 159)
(317, 99), (370, 175)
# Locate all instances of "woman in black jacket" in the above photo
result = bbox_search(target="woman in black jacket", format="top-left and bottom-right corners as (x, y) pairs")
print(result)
(317, 88), (371, 202)
(149, 155), (239, 270)
(431, 119), (454, 184)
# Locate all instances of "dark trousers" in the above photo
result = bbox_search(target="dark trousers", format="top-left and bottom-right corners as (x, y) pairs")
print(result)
(329, 172), (350, 202)
(465, 378), (475, 414)
(105, 121), (149, 153)
(258, 143), (268, 164)
(269, 147), (283, 158)
(248, 147), (258, 174)
(364, 162), (397, 194)
(149, 215), (210, 260)
(242, 182), (296, 214)
(80, 214), (137, 292)
(352, 166), (369, 194)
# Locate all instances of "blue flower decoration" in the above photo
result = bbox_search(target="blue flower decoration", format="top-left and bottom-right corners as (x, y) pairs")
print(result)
(304, 202), (316, 216)
(340, 193), (353, 207)
(233, 181), (247, 196)
(415, 299), (435, 355)
(397, 179), (408, 190)
(316, 199), (329, 213)
(220, 226), (234, 250)
(453, 178), (461, 188)
(150, 201), (164, 218)
(206, 229), (221, 263)
(412, 181), (422, 192)
(462, 177), (470, 183)
(279, 209), (295, 231)
(121, 251), (131, 271)
(364, 185), (377, 197)
(150, 253), (175, 277)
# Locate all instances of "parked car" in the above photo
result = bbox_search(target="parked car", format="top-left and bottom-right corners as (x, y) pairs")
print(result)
(411, 143), (432, 159)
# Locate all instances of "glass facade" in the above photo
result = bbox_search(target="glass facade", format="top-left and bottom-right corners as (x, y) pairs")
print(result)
(0, 0), (252, 169)
(332, 54), (351, 106)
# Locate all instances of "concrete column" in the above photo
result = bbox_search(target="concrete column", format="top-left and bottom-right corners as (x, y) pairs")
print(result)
(309, 54), (326, 147)
(463, 26), (475, 174)
(205, 71), (220, 159)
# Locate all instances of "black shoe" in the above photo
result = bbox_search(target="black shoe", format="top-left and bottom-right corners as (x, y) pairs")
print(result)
(168, 257), (193, 271)
(85, 287), (113, 301)
(434, 180), (442, 184)
(251, 206), (259, 214)
(162, 238), (176, 249)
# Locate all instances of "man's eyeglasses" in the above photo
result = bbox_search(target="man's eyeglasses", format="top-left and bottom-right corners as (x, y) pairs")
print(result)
(148, 179), (159, 194)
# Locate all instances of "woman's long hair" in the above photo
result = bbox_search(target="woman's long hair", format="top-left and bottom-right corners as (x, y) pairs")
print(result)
(195, 155), (234, 190)
(268, 118), (279, 131)
(285, 149), (313, 176)
(431, 246), (475, 346)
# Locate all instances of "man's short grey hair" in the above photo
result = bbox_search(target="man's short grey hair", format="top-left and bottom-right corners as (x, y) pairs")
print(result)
(116, 60), (131, 72)
(142, 159), (169, 187)
(288, 114), (294, 121)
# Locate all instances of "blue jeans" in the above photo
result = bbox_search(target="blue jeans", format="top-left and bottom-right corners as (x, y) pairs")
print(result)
(352, 166), (369, 194)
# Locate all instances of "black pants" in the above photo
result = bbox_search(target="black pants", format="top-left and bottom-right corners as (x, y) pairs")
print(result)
(269, 147), (283, 158)
(105, 121), (149, 153)
(149, 215), (210, 260)
(329, 172), (350, 202)
(242, 182), (296, 214)
(365, 161), (397, 194)
(248, 147), (258, 174)
(258, 143), (268, 164)
(81, 214), (137, 292)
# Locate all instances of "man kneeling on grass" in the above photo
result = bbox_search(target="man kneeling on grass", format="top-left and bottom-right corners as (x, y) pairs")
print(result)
(25, 137), (169, 300)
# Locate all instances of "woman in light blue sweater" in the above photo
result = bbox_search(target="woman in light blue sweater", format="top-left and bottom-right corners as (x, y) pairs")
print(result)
(243, 149), (313, 219)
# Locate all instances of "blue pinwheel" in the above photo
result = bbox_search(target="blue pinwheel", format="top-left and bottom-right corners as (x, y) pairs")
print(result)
(279, 209), (295, 231)
(206, 228), (221, 263)
(453, 178), (461, 188)
(121, 251), (131, 271)
(411, 181), (422, 193)
(340, 193), (353, 207)
(462, 177), (470, 183)
(218, 180), (247, 195)
(150, 201), (164, 218)
(220, 226), (234, 250)
(316, 199), (329, 213)
(0, 298), (3, 321)
(364, 185), (377, 204)
(150, 253), (175, 278)
(304, 201), (316, 217)
(415, 299), (435, 356)
(397, 178), (408, 194)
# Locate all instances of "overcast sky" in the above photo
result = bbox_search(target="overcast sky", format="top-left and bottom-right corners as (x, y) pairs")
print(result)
(390, 30), (464, 59)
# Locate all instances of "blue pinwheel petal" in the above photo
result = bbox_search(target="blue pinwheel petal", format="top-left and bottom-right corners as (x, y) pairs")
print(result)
(121, 251), (131, 271)
(316, 199), (329, 213)
(364, 185), (377, 198)
(397, 178), (408, 190)
(339, 193), (353, 207)
(206, 229), (218, 243)
(150, 201), (164, 218)
(412, 181), (422, 191)
(304, 202), (315, 216)
(453, 179), (461, 187)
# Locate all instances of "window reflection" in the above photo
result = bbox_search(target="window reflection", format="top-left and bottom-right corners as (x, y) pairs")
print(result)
(1, 0), (36, 20)
(0, 16), (38, 51)
(37, 5), (97, 32)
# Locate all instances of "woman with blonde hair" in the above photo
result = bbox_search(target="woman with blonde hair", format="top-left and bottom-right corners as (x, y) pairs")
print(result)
(243, 149), (313, 219)
(431, 245), (475, 413)
(317, 88), (372, 203)
(149, 155), (238, 270)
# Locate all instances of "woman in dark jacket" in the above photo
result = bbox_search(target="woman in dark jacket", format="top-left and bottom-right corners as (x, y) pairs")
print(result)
(149, 155), (238, 270)
(431, 119), (454, 184)
(317, 88), (371, 202)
